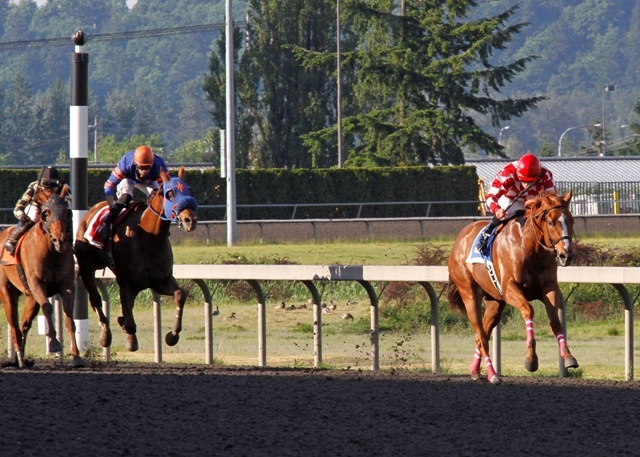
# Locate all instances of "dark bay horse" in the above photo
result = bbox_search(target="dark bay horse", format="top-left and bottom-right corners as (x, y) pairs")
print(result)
(74, 166), (198, 352)
(447, 190), (578, 383)
(0, 189), (83, 368)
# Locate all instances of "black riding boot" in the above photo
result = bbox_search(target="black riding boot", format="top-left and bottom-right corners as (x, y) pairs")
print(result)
(4, 219), (35, 255)
(97, 205), (120, 240)
(97, 194), (132, 241)
(478, 215), (500, 253)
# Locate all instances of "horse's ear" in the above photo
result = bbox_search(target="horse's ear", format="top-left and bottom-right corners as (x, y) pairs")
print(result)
(178, 166), (185, 180)
(563, 189), (572, 205)
(60, 184), (69, 199)
(160, 169), (170, 183)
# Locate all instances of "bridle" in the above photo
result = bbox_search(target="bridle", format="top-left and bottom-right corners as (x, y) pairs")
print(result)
(530, 204), (572, 257)
(39, 196), (72, 244)
(147, 179), (198, 229)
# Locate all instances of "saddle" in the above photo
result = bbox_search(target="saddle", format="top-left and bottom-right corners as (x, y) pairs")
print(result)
(0, 233), (33, 295)
(470, 210), (526, 262)
(0, 232), (27, 266)
(85, 203), (138, 249)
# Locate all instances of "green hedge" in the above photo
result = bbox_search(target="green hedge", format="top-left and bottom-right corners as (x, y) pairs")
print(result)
(0, 165), (479, 223)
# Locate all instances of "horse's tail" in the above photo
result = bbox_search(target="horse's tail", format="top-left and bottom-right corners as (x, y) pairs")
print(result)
(446, 279), (467, 314)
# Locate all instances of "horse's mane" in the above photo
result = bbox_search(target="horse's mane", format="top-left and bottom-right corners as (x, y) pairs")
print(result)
(525, 190), (563, 217)
(538, 190), (561, 205)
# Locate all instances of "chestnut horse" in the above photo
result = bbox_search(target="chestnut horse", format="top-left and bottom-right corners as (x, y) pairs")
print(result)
(0, 189), (83, 368)
(447, 190), (578, 383)
(74, 166), (198, 352)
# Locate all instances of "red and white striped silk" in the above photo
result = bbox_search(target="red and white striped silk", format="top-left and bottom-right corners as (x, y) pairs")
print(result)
(485, 161), (556, 215)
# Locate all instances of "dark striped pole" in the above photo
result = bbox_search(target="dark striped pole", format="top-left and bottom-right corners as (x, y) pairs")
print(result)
(70, 29), (89, 350)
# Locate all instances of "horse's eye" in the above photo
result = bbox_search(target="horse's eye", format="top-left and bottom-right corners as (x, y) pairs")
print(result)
(166, 190), (175, 201)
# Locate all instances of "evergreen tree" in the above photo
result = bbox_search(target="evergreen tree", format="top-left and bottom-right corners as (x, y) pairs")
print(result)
(301, 0), (545, 166)
(203, 0), (336, 168)
(32, 79), (69, 164)
(5, 75), (36, 165)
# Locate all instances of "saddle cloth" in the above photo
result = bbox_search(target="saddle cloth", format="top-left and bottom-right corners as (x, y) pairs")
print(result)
(84, 204), (137, 248)
(0, 235), (25, 265)
(465, 225), (496, 265)
(84, 206), (111, 248)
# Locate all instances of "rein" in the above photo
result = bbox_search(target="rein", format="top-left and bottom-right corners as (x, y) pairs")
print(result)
(147, 194), (173, 222)
(146, 180), (197, 229)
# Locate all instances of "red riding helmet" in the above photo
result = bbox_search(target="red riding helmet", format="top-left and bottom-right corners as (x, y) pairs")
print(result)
(133, 145), (154, 167)
(516, 153), (541, 182)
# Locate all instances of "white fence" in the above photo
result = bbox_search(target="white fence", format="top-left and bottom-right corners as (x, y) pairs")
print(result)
(48, 265), (636, 381)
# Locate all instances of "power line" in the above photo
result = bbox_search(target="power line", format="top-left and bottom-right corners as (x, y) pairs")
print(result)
(0, 23), (224, 51)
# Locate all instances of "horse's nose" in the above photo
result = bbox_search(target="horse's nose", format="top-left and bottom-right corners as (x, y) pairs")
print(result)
(183, 216), (197, 232)
(51, 236), (66, 252)
(557, 252), (573, 267)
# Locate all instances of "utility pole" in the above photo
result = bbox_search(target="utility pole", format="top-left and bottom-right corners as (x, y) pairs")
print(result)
(225, 0), (237, 245)
(337, 0), (343, 167)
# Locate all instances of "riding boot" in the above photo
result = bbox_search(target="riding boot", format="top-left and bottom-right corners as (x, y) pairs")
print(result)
(4, 219), (35, 255)
(478, 216), (499, 254)
(97, 194), (132, 241)
(478, 231), (491, 254)
(98, 204), (124, 240)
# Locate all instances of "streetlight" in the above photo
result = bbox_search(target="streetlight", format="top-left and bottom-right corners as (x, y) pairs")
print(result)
(558, 123), (601, 157)
(498, 125), (510, 145)
(602, 85), (615, 155)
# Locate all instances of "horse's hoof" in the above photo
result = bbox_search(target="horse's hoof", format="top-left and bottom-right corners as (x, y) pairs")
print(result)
(470, 370), (481, 381)
(525, 357), (539, 373)
(72, 356), (85, 368)
(100, 329), (112, 348)
(48, 339), (62, 354)
(165, 331), (180, 347)
(489, 374), (501, 384)
(564, 356), (579, 369)
(126, 335), (139, 352)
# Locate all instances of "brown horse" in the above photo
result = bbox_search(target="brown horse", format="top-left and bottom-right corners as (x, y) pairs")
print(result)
(447, 190), (578, 383)
(0, 189), (83, 368)
(74, 166), (198, 352)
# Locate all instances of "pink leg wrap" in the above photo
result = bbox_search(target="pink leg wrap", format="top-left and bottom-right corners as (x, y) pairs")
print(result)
(525, 319), (534, 347)
(556, 333), (567, 353)
(470, 348), (482, 374)
(484, 356), (497, 380)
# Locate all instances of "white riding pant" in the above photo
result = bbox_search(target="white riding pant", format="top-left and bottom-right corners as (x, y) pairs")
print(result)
(116, 179), (160, 200)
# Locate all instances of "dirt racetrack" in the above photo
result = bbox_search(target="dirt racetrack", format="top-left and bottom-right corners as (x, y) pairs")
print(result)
(1, 361), (639, 457)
